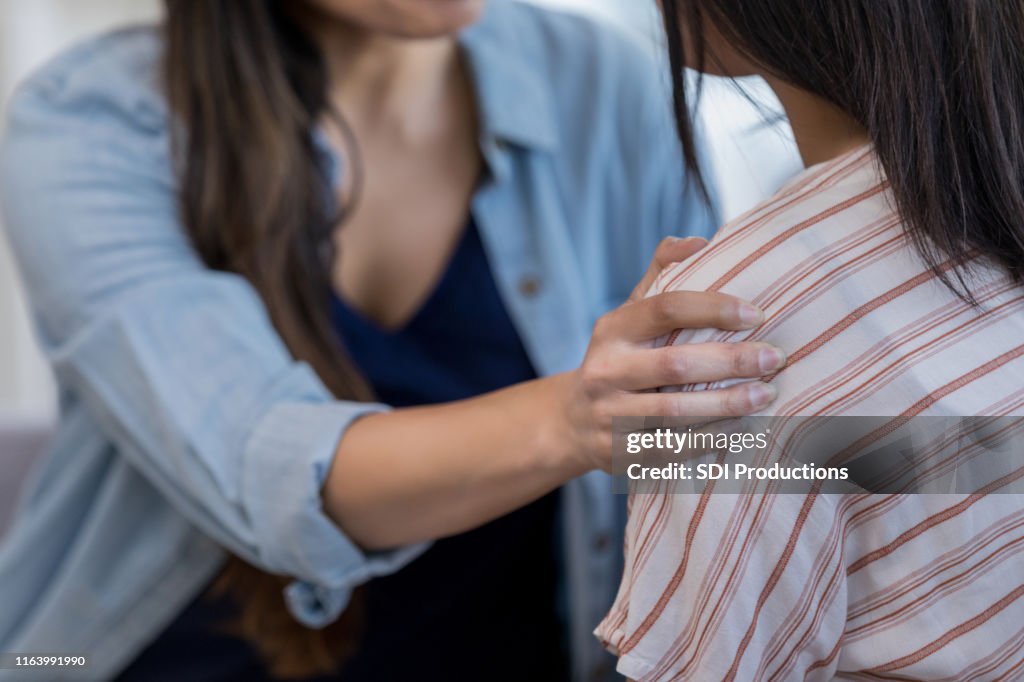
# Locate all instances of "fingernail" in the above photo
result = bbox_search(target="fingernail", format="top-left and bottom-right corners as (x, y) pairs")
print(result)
(739, 303), (764, 326)
(748, 382), (777, 408)
(758, 347), (786, 373)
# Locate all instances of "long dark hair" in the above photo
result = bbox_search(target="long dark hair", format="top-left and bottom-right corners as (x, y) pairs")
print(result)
(163, 1), (370, 677)
(662, 0), (1024, 298)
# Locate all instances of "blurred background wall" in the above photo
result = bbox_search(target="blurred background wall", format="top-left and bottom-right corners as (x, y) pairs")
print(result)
(0, 0), (799, 428)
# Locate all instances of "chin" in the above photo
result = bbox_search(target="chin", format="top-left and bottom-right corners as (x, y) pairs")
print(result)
(300, 0), (486, 40)
(396, 0), (486, 39)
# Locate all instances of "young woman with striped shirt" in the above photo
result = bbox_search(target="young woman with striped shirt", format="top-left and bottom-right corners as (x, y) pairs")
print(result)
(598, 1), (1024, 679)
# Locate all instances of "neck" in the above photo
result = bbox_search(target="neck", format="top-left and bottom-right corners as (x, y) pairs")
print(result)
(293, 9), (463, 139)
(765, 77), (871, 168)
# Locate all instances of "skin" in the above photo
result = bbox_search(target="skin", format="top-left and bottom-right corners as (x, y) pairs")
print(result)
(291, 0), (788, 551)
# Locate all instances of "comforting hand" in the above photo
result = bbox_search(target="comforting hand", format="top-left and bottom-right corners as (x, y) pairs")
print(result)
(560, 237), (786, 471)
(328, 237), (786, 548)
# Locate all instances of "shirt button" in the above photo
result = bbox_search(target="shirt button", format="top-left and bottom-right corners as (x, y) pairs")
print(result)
(594, 533), (612, 552)
(518, 275), (542, 298)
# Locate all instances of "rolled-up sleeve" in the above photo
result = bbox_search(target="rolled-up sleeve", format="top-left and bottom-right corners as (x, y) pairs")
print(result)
(0, 64), (426, 626)
(246, 402), (427, 626)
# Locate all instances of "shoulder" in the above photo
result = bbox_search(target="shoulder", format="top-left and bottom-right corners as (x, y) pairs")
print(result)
(0, 26), (170, 218)
(0, 27), (177, 319)
(1, 26), (167, 157)
(657, 150), (889, 296)
(652, 151), (892, 358)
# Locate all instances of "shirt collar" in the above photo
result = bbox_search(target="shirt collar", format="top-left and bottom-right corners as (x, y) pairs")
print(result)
(458, 1), (560, 160)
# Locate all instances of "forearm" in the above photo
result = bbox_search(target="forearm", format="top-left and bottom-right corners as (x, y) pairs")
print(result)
(324, 372), (588, 550)
(322, 273), (784, 552)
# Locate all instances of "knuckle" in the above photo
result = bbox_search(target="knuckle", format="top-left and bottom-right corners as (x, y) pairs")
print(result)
(579, 364), (606, 398)
(585, 425), (614, 458)
(730, 347), (750, 375)
(660, 348), (690, 381)
(659, 394), (686, 418)
(592, 401), (616, 428)
(650, 293), (675, 322)
(593, 358), (618, 385)
(656, 236), (677, 257)
(723, 386), (753, 415)
(711, 299), (739, 329)
(592, 311), (616, 340)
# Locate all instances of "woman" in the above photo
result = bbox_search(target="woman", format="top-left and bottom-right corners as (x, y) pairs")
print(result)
(0, 0), (786, 680)
(599, 1), (1024, 679)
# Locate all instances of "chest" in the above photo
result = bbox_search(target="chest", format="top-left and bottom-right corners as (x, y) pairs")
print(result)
(330, 121), (482, 331)
(320, 124), (611, 379)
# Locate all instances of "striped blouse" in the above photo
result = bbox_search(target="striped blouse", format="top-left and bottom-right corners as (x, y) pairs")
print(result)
(596, 147), (1024, 680)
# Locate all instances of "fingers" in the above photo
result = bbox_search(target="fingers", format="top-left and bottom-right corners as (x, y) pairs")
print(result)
(599, 290), (765, 343)
(611, 342), (787, 391)
(632, 380), (778, 419)
(628, 236), (708, 302)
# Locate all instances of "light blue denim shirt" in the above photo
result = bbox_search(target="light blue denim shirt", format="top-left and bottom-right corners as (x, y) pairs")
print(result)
(0, 2), (716, 680)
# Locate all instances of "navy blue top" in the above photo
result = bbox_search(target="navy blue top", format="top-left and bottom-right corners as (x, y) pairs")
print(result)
(331, 220), (536, 408)
(118, 221), (566, 682)
(329, 220), (565, 680)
